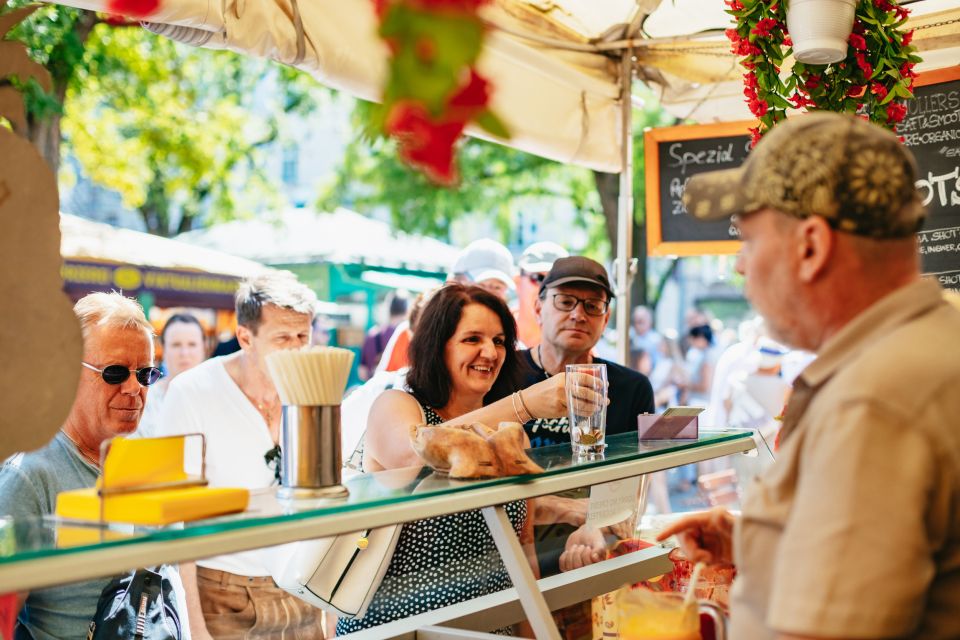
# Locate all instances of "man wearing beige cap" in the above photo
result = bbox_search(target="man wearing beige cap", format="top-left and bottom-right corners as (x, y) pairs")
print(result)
(659, 113), (960, 639)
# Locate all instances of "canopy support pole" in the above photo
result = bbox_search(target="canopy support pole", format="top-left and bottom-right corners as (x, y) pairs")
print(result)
(615, 47), (637, 366)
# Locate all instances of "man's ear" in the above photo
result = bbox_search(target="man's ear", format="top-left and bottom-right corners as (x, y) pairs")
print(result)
(796, 216), (834, 283)
(236, 324), (254, 351)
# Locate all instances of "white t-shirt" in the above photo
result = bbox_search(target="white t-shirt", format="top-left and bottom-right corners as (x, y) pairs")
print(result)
(156, 357), (277, 576)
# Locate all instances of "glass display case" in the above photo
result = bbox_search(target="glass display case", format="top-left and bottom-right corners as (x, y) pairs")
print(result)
(0, 429), (759, 639)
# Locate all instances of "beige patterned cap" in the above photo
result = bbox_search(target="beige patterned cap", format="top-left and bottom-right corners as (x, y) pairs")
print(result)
(682, 113), (926, 238)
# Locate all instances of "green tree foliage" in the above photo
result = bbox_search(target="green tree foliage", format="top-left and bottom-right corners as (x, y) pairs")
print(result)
(319, 100), (605, 249)
(61, 24), (289, 236)
(9, 5), (322, 236)
(7, 3), (98, 172)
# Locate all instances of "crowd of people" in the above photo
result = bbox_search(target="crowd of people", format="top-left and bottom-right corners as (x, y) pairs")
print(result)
(2, 113), (959, 640)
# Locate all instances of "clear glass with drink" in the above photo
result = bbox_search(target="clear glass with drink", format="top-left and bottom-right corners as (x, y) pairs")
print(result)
(618, 589), (701, 640)
(565, 363), (608, 456)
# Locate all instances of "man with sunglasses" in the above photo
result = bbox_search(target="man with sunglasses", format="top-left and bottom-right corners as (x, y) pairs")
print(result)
(516, 257), (654, 580)
(0, 292), (177, 639)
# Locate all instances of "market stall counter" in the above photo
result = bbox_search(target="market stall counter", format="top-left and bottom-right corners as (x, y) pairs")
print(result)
(0, 429), (757, 638)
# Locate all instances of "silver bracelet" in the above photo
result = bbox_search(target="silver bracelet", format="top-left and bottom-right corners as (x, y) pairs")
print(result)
(510, 392), (525, 424)
(516, 390), (535, 421)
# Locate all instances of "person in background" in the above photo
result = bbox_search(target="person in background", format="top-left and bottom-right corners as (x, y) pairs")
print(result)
(310, 313), (332, 347)
(649, 334), (686, 410)
(630, 305), (662, 369)
(375, 290), (431, 375)
(659, 112), (960, 639)
(138, 313), (206, 436)
(358, 293), (408, 381)
(449, 238), (516, 301)
(345, 283), (592, 635)
(157, 272), (323, 640)
(516, 241), (569, 347)
(0, 292), (183, 640)
(680, 323), (716, 407)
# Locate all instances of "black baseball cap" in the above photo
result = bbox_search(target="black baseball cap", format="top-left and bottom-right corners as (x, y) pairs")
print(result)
(539, 256), (615, 299)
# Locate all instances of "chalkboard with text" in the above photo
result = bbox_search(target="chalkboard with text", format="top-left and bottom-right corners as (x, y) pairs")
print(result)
(901, 66), (960, 291)
(644, 121), (753, 256)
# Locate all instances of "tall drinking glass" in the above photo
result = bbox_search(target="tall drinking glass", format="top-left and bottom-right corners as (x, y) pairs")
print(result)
(618, 589), (701, 640)
(566, 363), (608, 456)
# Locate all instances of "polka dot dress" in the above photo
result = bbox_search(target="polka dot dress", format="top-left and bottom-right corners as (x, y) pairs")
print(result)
(336, 406), (526, 636)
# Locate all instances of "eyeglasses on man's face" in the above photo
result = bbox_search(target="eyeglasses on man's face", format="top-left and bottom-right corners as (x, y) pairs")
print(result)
(549, 293), (609, 317)
(81, 362), (163, 386)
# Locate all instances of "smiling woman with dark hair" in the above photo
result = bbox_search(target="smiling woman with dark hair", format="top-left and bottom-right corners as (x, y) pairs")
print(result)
(405, 284), (522, 409)
(338, 282), (601, 635)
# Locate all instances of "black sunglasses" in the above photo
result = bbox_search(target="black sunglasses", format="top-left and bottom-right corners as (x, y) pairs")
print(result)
(82, 361), (163, 386)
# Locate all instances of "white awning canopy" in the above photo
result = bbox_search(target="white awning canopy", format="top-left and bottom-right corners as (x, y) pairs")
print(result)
(51, 0), (960, 173)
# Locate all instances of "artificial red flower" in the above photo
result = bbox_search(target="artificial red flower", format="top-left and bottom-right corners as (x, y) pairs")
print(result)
(848, 33), (867, 51)
(895, 5), (910, 20)
(751, 18), (780, 38)
(749, 126), (762, 148)
(414, 37), (436, 63)
(847, 85), (866, 98)
(106, 0), (160, 17)
(747, 96), (769, 117)
(385, 101), (465, 185)
(900, 62), (918, 78)
(855, 52), (873, 77)
(414, 0), (488, 10)
(724, 0), (745, 10)
(901, 30), (914, 47)
(886, 102), (908, 124)
(874, 0), (894, 11)
(447, 69), (490, 111)
(805, 75), (821, 90)
(871, 82), (889, 100)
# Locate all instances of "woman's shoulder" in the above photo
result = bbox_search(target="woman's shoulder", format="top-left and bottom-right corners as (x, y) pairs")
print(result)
(369, 388), (426, 424)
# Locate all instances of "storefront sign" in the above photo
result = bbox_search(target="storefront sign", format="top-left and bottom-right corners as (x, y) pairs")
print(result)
(903, 66), (960, 291)
(61, 260), (241, 309)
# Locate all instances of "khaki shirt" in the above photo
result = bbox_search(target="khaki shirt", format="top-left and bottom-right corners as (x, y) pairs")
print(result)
(732, 280), (960, 639)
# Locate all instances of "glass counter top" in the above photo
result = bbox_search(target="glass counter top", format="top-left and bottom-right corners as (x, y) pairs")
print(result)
(0, 429), (755, 591)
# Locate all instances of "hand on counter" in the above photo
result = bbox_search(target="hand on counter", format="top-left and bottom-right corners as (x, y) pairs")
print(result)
(559, 524), (606, 572)
(655, 506), (736, 566)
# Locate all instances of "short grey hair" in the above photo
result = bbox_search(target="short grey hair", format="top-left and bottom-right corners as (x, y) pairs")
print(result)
(236, 271), (317, 333)
(73, 292), (154, 341)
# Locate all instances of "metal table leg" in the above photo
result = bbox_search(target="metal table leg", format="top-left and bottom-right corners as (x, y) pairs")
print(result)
(481, 505), (561, 640)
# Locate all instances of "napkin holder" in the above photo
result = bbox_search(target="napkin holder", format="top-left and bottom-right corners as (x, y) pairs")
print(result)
(637, 412), (700, 440)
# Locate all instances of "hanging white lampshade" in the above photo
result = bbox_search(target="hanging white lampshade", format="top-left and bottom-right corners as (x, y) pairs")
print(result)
(787, 0), (858, 64)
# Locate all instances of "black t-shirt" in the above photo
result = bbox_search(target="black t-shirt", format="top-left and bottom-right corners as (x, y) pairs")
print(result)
(517, 350), (655, 449)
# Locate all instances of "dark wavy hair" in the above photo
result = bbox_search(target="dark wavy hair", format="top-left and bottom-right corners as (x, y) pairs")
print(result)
(406, 283), (522, 409)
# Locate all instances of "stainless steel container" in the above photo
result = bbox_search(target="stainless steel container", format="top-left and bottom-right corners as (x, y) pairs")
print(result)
(278, 404), (349, 500)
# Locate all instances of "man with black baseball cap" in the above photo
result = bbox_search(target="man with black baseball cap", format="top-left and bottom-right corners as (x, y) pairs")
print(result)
(518, 256), (654, 580)
(659, 112), (960, 640)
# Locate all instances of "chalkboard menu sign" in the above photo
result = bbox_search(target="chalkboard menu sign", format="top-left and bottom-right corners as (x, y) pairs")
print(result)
(901, 66), (960, 291)
(644, 121), (753, 256)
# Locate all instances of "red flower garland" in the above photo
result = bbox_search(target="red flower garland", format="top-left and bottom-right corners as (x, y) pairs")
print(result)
(725, 0), (920, 144)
